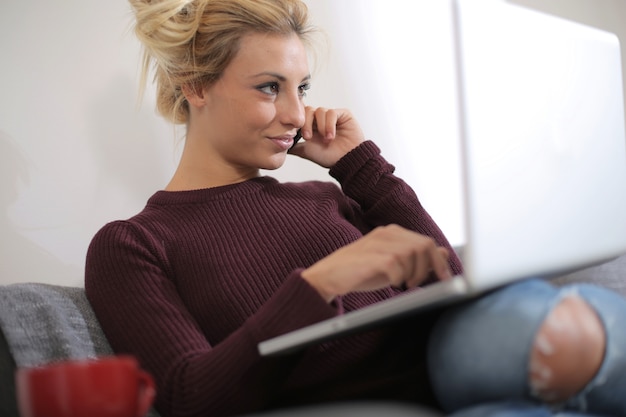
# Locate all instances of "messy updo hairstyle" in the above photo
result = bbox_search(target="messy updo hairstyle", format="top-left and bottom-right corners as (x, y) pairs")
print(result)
(128, 0), (315, 124)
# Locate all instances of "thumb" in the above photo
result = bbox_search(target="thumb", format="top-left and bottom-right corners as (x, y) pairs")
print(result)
(288, 142), (310, 160)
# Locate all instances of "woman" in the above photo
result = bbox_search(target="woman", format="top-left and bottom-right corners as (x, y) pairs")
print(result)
(85, 1), (626, 416)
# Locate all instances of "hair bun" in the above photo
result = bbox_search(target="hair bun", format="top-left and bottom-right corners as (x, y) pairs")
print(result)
(129, 0), (204, 70)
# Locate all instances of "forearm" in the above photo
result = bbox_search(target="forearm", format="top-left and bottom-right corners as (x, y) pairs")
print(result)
(330, 141), (463, 275)
(160, 273), (339, 417)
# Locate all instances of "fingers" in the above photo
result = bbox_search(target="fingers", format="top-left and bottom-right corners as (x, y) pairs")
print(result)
(372, 225), (453, 290)
(301, 225), (455, 302)
(301, 106), (338, 141)
(433, 246), (453, 280)
(316, 108), (337, 141)
(406, 239), (452, 288)
(300, 106), (316, 140)
(290, 106), (364, 168)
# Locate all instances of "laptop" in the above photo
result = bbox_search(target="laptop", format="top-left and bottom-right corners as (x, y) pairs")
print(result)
(258, 0), (626, 356)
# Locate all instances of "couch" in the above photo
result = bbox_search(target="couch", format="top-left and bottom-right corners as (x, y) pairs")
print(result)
(1, 254), (625, 417)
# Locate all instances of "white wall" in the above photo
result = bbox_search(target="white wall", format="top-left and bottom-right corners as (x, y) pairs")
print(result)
(1, 1), (625, 286)
(1, 0), (179, 285)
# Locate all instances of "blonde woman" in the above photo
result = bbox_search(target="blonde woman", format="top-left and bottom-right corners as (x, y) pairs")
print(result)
(85, 1), (626, 416)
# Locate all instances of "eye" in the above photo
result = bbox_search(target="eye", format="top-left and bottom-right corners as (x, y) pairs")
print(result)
(257, 82), (279, 95)
(299, 82), (311, 98)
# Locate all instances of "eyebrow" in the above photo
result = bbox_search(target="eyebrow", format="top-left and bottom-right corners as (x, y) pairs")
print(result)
(249, 72), (311, 83)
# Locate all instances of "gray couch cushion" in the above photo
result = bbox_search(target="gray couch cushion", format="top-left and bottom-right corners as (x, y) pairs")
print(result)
(0, 283), (112, 367)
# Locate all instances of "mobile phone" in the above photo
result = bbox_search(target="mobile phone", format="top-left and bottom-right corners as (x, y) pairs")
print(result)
(290, 129), (302, 150)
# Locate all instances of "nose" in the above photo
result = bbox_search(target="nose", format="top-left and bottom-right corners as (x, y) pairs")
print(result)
(278, 90), (305, 129)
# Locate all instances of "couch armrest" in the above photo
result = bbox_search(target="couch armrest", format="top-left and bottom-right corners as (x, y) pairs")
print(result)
(0, 283), (112, 367)
(0, 283), (161, 417)
(553, 254), (626, 297)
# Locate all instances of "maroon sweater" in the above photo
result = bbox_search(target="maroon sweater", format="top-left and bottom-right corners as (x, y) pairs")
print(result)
(85, 141), (463, 417)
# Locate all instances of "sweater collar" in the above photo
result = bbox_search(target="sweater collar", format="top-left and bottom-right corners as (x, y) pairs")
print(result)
(147, 176), (279, 205)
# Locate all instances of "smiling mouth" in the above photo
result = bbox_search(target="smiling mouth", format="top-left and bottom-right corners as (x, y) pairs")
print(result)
(268, 136), (294, 151)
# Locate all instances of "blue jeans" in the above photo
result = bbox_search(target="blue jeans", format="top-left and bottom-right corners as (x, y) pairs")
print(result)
(427, 279), (626, 417)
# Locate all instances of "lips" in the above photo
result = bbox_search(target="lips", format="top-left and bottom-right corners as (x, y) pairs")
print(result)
(268, 134), (296, 151)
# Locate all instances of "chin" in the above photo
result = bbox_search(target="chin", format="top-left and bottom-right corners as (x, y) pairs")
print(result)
(261, 154), (287, 170)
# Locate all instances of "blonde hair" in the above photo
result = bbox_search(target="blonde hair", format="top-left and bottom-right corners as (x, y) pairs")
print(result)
(128, 0), (315, 124)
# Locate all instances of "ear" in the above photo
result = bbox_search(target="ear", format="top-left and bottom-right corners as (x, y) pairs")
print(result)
(181, 84), (207, 108)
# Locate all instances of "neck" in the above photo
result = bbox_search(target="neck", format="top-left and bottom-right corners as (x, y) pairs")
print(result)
(166, 137), (259, 192)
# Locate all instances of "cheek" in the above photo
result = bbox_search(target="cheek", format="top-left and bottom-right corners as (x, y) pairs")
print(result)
(240, 103), (277, 130)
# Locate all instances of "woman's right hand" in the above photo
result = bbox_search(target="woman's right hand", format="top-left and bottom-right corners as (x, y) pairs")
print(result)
(301, 225), (454, 303)
(289, 106), (365, 169)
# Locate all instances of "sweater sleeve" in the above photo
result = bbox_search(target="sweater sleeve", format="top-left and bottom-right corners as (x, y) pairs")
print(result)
(329, 141), (463, 276)
(85, 221), (339, 417)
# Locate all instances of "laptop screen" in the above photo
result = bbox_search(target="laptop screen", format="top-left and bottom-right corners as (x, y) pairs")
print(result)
(453, 0), (626, 287)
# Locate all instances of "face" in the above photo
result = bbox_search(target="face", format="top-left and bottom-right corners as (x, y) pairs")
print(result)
(193, 32), (310, 176)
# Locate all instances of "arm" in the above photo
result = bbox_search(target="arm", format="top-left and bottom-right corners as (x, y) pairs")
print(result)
(291, 108), (462, 300)
(291, 106), (459, 259)
(85, 221), (338, 417)
(329, 141), (463, 274)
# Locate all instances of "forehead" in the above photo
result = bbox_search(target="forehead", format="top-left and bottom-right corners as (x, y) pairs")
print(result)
(226, 32), (310, 79)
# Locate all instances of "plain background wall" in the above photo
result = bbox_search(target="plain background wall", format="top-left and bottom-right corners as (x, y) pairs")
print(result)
(1, 0), (625, 286)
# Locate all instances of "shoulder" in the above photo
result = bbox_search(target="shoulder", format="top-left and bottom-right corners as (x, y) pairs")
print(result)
(90, 219), (149, 246)
(88, 193), (184, 251)
(86, 218), (168, 268)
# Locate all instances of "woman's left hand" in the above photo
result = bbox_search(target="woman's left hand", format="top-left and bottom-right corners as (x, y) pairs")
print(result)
(289, 106), (365, 168)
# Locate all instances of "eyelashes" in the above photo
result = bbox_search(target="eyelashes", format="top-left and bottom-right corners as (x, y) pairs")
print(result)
(256, 82), (279, 95)
(299, 82), (311, 97)
(256, 82), (311, 97)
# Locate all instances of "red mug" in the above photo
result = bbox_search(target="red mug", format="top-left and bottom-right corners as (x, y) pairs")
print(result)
(15, 355), (156, 417)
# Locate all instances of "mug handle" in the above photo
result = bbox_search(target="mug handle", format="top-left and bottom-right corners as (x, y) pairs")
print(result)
(136, 370), (156, 417)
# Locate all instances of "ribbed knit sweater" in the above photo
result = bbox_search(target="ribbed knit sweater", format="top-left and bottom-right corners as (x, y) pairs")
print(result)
(85, 141), (463, 417)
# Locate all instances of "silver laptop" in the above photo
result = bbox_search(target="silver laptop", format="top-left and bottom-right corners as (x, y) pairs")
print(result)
(258, 0), (626, 356)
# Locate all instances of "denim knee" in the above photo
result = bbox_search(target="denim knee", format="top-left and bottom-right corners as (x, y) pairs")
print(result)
(562, 283), (626, 416)
(428, 279), (626, 416)
(428, 279), (558, 412)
